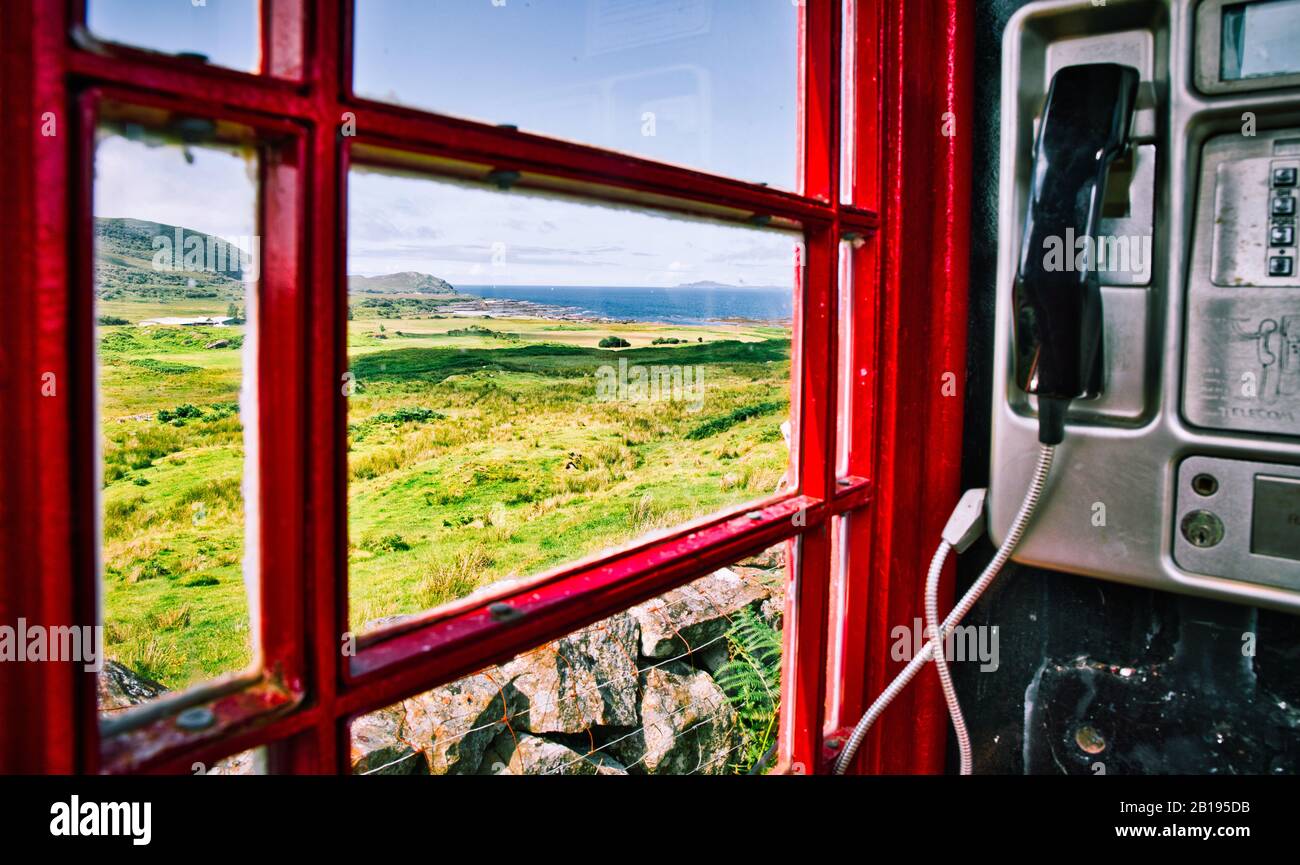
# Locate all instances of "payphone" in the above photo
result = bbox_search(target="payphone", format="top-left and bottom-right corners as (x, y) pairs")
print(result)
(835, 0), (1300, 775)
(990, 0), (1300, 611)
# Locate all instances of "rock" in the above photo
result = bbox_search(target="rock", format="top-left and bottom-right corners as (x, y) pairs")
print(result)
(361, 612), (418, 634)
(207, 750), (259, 775)
(613, 663), (738, 775)
(97, 660), (168, 714)
(478, 732), (628, 775)
(403, 667), (520, 775)
(351, 704), (426, 775)
(695, 641), (731, 676)
(204, 339), (229, 349)
(628, 568), (772, 659)
(760, 597), (784, 632)
(502, 612), (640, 733)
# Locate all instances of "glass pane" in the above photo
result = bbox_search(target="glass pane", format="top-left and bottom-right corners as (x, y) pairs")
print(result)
(835, 238), (854, 476)
(352, 0), (801, 189)
(94, 129), (260, 715)
(351, 544), (789, 775)
(87, 0), (261, 73)
(346, 167), (796, 631)
(840, 0), (857, 205)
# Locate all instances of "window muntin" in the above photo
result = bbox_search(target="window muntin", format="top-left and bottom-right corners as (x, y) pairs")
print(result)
(350, 542), (788, 776)
(86, 0), (262, 74)
(346, 166), (797, 632)
(94, 128), (261, 713)
(351, 0), (802, 189)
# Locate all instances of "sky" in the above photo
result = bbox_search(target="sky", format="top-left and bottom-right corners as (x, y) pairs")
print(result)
(89, 0), (801, 288)
(94, 135), (259, 244)
(93, 136), (798, 287)
(352, 0), (800, 188)
(89, 0), (800, 187)
(347, 168), (798, 287)
(88, 0), (260, 72)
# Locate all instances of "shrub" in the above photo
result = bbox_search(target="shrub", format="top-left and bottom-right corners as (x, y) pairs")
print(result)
(370, 406), (445, 425)
(598, 336), (630, 348)
(363, 533), (411, 554)
(130, 358), (201, 375)
(156, 404), (204, 425)
(685, 400), (787, 440)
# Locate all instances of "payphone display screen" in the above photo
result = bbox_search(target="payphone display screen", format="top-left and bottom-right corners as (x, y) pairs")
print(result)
(1222, 0), (1300, 80)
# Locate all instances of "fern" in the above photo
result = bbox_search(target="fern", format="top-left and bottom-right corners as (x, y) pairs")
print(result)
(715, 608), (782, 773)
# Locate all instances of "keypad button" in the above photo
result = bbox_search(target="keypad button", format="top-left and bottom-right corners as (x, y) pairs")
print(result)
(1274, 167), (1298, 188)
(1272, 224), (1296, 247)
(1268, 256), (1295, 277)
(1273, 195), (1297, 217)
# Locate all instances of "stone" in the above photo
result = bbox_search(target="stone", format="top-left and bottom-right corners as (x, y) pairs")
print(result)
(350, 703), (426, 775)
(614, 663), (738, 775)
(760, 597), (784, 632)
(628, 568), (773, 659)
(403, 667), (520, 775)
(360, 613), (418, 634)
(502, 612), (640, 733)
(97, 660), (168, 715)
(207, 750), (258, 775)
(478, 732), (628, 775)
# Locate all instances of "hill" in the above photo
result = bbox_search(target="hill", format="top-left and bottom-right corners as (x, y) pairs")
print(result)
(348, 271), (457, 295)
(94, 217), (250, 301)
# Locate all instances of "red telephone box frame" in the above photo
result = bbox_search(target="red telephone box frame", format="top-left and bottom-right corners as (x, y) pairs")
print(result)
(0, 0), (971, 775)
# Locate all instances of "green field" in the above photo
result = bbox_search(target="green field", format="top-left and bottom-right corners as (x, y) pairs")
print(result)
(98, 297), (792, 692)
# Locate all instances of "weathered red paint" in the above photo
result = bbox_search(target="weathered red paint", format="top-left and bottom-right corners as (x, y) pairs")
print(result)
(0, 0), (970, 775)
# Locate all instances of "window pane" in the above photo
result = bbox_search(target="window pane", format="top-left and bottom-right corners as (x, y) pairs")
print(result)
(346, 167), (796, 631)
(94, 129), (260, 715)
(840, 0), (857, 205)
(87, 0), (261, 73)
(351, 544), (789, 775)
(352, 0), (801, 189)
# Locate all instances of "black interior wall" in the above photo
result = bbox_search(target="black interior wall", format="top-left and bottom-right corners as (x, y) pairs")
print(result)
(951, 0), (1300, 775)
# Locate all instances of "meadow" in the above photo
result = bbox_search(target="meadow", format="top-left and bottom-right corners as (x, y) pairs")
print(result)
(97, 296), (792, 691)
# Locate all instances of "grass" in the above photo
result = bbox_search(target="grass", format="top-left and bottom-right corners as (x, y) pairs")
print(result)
(97, 295), (791, 693)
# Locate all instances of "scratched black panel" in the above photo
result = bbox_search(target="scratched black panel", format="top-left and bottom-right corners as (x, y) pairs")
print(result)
(953, 0), (1300, 776)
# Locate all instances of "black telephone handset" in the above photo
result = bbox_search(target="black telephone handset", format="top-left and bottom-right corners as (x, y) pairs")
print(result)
(1013, 63), (1140, 443)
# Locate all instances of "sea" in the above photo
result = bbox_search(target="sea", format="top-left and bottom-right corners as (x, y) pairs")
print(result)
(460, 284), (792, 326)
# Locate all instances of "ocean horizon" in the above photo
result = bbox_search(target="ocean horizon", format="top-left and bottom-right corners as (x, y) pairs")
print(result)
(458, 284), (793, 327)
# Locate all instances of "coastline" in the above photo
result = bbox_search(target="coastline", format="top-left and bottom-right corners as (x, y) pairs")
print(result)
(376, 291), (794, 329)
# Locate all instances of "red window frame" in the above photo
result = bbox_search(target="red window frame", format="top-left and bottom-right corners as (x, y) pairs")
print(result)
(0, 0), (972, 775)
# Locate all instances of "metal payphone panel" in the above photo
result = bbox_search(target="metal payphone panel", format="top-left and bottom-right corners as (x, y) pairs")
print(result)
(990, 0), (1300, 613)
(1186, 131), (1300, 435)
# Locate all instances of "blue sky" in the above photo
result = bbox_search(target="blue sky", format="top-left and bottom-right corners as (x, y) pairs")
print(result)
(90, 0), (800, 187)
(89, 0), (801, 287)
(89, 0), (260, 72)
(353, 0), (800, 188)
